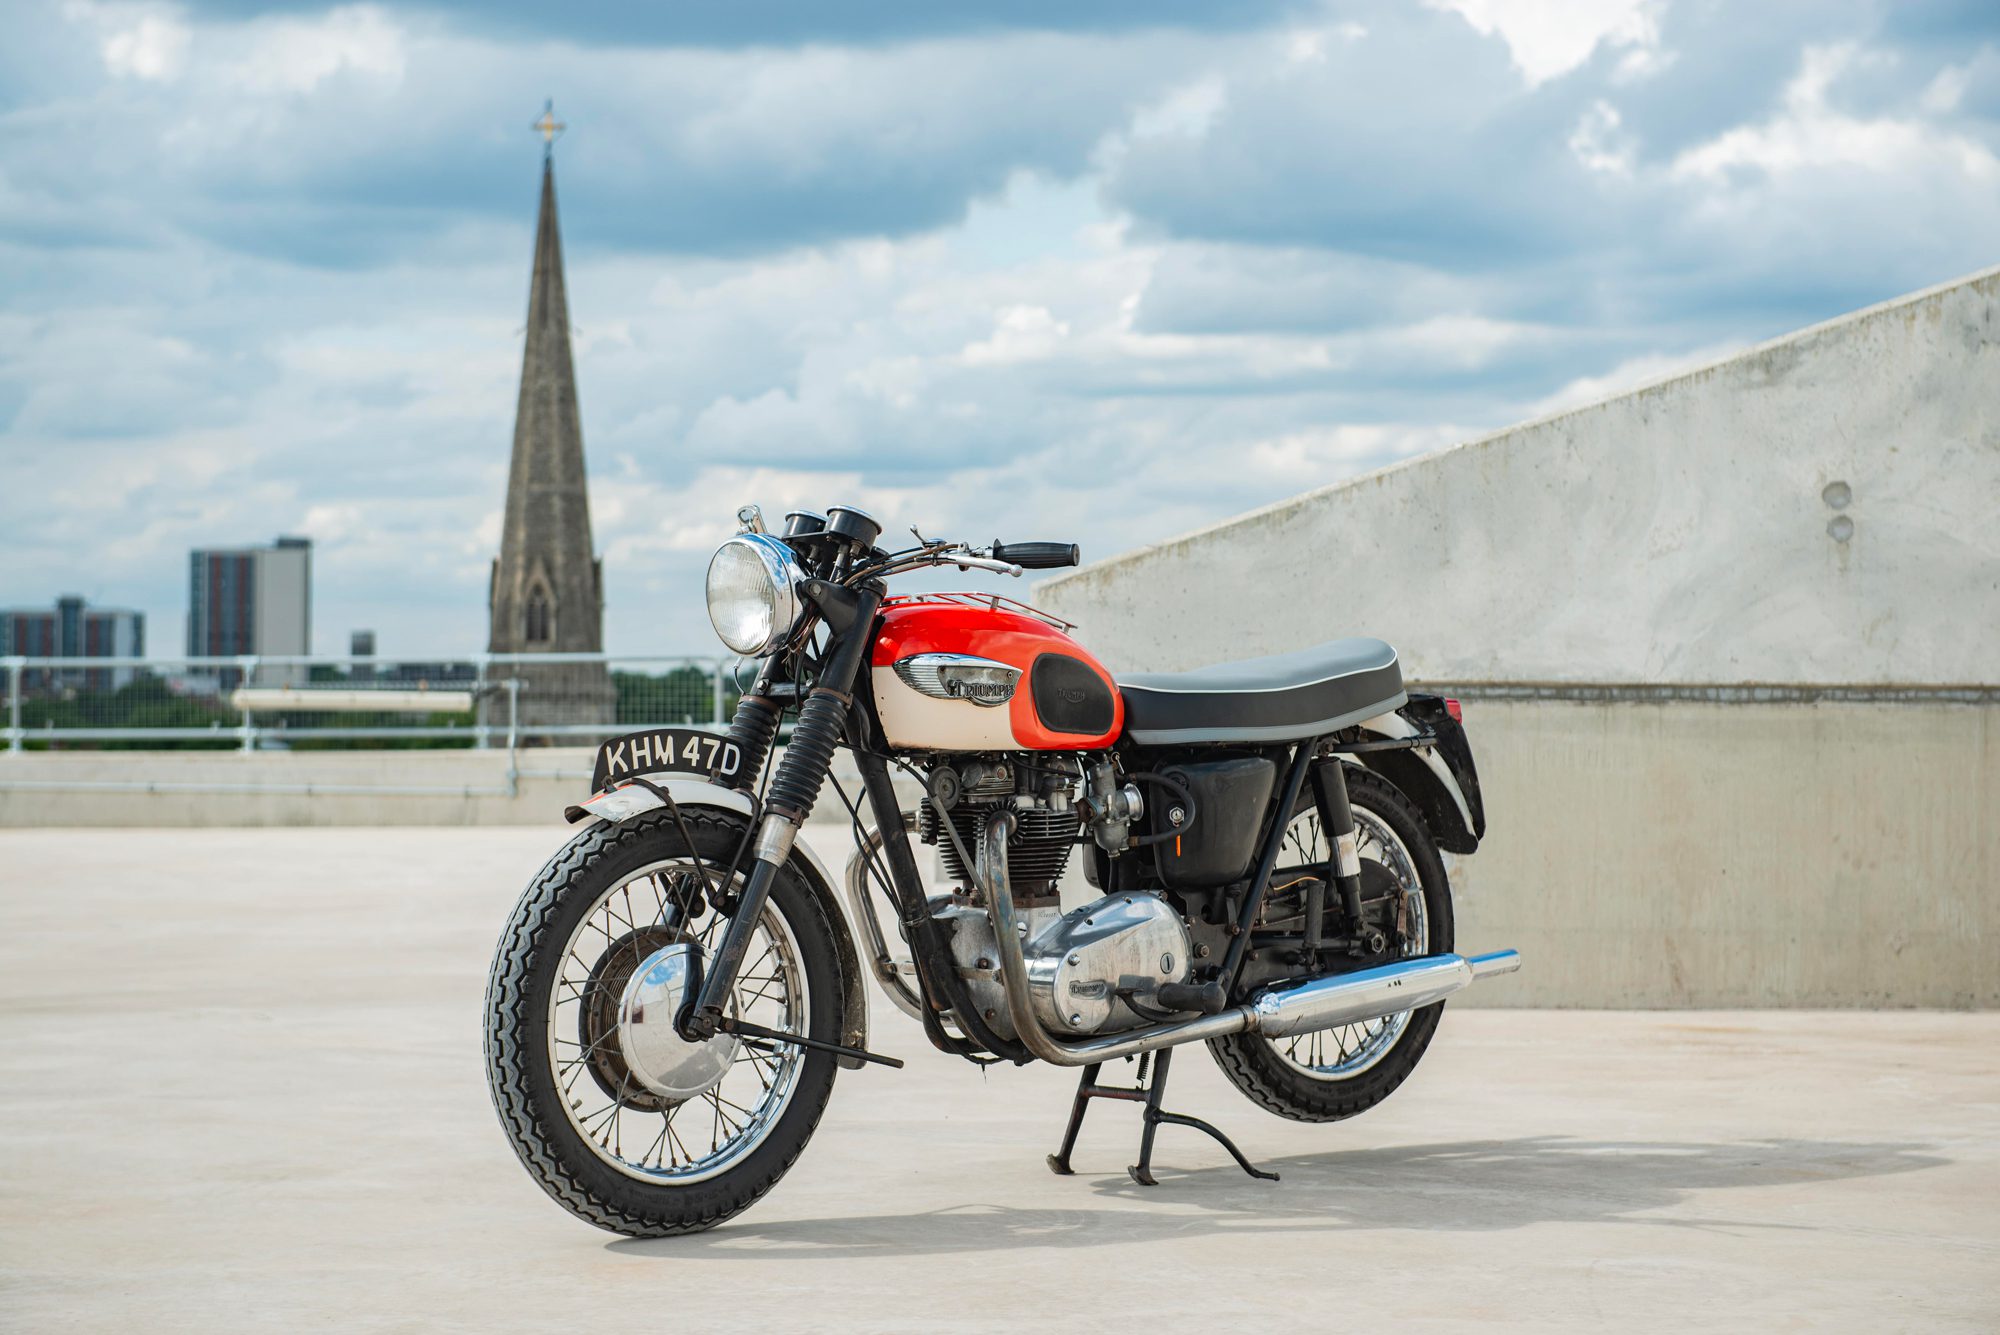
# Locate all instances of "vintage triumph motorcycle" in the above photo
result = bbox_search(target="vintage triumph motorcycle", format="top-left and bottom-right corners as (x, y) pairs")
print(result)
(483, 502), (1519, 1235)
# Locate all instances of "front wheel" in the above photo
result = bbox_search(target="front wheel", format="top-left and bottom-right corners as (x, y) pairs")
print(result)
(483, 810), (843, 1236)
(1207, 767), (1456, 1122)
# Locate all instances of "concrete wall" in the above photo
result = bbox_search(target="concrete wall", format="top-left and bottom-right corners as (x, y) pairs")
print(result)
(0, 750), (591, 828)
(1036, 266), (2000, 684)
(1449, 698), (1995, 1009)
(0, 748), (927, 830)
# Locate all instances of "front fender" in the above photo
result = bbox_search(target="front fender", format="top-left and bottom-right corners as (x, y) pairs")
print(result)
(567, 777), (873, 1069)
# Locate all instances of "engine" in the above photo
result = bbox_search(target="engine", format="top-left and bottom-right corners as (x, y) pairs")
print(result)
(919, 753), (1192, 1038)
(916, 757), (1079, 905)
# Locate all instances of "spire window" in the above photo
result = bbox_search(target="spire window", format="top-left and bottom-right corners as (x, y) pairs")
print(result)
(524, 588), (553, 645)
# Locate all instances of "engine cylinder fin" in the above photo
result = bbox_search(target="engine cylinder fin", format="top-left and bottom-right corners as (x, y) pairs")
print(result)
(919, 799), (1079, 896)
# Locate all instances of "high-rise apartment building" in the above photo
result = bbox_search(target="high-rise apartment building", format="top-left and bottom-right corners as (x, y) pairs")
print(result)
(0, 595), (146, 691)
(350, 629), (376, 683)
(188, 536), (312, 659)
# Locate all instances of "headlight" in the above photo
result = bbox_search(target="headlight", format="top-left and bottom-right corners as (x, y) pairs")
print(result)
(706, 533), (807, 655)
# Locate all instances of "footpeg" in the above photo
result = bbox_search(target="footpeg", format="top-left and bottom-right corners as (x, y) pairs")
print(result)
(1153, 979), (1227, 1014)
(1046, 1049), (1278, 1186)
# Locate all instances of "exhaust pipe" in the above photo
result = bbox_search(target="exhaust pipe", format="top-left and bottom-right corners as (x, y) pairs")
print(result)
(978, 813), (1521, 1066)
(1246, 949), (1521, 1038)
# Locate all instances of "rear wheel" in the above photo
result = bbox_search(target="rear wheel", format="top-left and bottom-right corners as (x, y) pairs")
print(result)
(483, 810), (843, 1235)
(1207, 767), (1455, 1122)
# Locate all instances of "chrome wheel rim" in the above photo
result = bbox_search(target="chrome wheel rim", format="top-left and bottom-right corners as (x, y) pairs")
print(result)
(1265, 801), (1429, 1081)
(547, 859), (809, 1184)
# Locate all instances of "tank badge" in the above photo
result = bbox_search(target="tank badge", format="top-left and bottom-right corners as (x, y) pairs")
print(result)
(894, 653), (1021, 708)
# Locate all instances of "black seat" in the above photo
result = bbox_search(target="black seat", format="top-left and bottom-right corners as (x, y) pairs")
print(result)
(1117, 638), (1405, 745)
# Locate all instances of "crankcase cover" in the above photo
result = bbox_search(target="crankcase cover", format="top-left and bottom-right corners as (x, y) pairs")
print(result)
(935, 900), (1059, 1042)
(1024, 892), (1190, 1034)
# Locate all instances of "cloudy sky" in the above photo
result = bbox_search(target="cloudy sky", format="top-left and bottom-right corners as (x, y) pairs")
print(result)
(3, 0), (1997, 657)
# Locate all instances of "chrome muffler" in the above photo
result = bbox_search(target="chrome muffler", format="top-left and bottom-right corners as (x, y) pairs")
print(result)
(1245, 949), (1521, 1038)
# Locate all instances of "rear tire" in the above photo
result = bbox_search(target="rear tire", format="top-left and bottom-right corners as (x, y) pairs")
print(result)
(1207, 767), (1455, 1123)
(483, 811), (843, 1236)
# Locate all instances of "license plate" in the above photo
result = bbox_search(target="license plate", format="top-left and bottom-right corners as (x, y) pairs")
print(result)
(590, 728), (743, 793)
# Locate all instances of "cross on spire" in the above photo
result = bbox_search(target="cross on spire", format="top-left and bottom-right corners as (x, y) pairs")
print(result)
(531, 99), (565, 159)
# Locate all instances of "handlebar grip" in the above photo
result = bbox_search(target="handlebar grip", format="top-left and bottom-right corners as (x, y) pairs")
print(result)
(991, 540), (1079, 570)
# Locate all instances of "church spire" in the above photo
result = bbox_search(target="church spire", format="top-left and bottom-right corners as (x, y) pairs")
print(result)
(487, 106), (611, 739)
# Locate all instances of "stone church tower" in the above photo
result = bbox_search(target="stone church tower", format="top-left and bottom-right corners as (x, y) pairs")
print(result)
(486, 139), (615, 738)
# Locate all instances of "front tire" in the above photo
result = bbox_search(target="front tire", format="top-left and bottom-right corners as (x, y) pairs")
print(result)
(483, 810), (843, 1236)
(1207, 767), (1456, 1122)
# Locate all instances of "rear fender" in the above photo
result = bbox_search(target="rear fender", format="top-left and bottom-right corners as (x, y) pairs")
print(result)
(1353, 701), (1484, 854)
(567, 777), (872, 1069)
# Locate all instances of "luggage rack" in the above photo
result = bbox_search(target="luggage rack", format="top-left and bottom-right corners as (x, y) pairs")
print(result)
(881, 591), (1076, 631)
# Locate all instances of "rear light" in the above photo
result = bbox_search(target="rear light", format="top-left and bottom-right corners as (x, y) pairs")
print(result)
(1444, 698), (1462, 723)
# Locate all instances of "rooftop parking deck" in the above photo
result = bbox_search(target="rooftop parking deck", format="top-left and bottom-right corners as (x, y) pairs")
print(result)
(0, 825), (1994, 1332)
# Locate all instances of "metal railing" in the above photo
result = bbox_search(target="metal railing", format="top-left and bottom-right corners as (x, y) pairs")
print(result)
(1, 652), (740, 753)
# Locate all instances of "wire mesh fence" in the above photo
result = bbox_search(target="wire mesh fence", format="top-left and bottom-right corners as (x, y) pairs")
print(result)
(0, 653), (740, 752)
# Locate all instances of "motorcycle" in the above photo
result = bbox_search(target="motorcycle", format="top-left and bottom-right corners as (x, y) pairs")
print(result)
(482, 502), (1519, 1235)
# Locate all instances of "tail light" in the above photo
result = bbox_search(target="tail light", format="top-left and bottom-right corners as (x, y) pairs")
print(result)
(1444, 698), (1462, 723)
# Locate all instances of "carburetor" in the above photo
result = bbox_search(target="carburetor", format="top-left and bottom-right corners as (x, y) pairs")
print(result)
(1079, 758), (1144, 854)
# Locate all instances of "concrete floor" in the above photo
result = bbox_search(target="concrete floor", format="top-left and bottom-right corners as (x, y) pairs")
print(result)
(0, 826), (1994, 1333)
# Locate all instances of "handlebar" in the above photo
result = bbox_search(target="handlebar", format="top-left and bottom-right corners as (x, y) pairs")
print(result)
(843, 536), (1078, 582)
(990, 540), (1080, 570)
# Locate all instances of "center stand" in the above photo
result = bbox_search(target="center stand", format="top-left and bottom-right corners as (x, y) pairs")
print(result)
(1045, 1048), (1280, 1187)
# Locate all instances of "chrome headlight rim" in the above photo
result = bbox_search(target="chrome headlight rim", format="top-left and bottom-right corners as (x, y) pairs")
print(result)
(706, 533), (808, 656)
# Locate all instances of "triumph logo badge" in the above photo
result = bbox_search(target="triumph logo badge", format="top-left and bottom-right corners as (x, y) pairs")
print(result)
(893, 653), (1022, 708)
(945, 677), (1012, 703)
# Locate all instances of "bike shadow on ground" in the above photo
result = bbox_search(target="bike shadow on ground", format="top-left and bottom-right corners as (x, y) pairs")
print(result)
(604, 1134), (1945, 1258)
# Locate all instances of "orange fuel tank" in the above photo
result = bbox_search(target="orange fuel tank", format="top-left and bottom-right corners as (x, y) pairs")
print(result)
(870, 597), (1123, 751)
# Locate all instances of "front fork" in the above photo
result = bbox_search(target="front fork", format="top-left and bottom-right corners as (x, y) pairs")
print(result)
(681, 583), (881, 1040)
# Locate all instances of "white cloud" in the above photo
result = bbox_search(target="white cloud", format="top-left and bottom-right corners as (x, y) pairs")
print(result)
(1674, 44), (2000, 182)
(959, 305), (1073, 366)
(85, 4), (190, 82)
(1570, 99), (1634, 176)
(221, 5), (407, 94)
(1246, 422), (1465, 482)
(1125, 76), (1229, 142)
(1920, 63), (1969, 117)
(1281, 21), (1366, 67)
(1425, 0), (1663, 86)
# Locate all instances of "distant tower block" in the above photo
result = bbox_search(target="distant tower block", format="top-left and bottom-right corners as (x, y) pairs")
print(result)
(484, 103), (615, 742)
